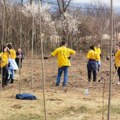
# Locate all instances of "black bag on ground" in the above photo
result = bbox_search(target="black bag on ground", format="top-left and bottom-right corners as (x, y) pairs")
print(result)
(16, 93), (37, 100)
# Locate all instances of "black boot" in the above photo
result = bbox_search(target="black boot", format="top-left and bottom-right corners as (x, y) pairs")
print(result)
(10, 79), (14, 84)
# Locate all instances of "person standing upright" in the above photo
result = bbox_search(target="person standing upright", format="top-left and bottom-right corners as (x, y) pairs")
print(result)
(0, 46), (9, 87)
(115, 45), (120, 85)
(87, 45), (99, 83)
(15, 48), (24, 68)
(7, 43), (18, 83)
(95, 44), (102, 72)
(44, 41), (76, 87)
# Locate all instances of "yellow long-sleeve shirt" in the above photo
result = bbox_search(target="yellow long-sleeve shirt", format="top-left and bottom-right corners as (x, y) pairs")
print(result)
(95, 47), (101, 61)
(115, 50), (120, 67)
(0, 52), (8, 68)
(51, 46), (76, 68)
(87, 50), (99, 61)
(9, 49), (16, 59)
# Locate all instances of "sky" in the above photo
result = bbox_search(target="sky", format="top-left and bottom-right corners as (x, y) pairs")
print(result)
(16, 0), (120, 8)
(73, 0), (120, 7)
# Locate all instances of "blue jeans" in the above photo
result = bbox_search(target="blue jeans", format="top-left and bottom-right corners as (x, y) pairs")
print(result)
(96, 61), (101, 72)
(87, 60), (97, 82)
(8, 69), (14, 80)
(56, 66), (69, 86)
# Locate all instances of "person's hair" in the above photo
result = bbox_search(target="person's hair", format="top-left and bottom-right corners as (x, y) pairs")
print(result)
(90, 45), (95, 51)
(7, 43), (13, 49)
(60, 41), (66, 46)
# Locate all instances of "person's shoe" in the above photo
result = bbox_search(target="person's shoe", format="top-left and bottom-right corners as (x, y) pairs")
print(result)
(5, 83), (8, 86)
(10, 82), (13, 84)
(10, 79), (14, 84)
(98, 79), (101, 82)
(55, 83), (59, 87)
(98, 79), (103, 83)
(62, 84), (67, 87)
(2, 84), (5, 88)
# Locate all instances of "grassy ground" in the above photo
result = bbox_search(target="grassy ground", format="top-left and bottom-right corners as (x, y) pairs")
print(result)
(0, 53), (120, 120)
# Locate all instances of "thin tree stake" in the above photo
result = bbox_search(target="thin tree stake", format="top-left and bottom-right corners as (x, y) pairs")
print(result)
(38, 0), (47, 120)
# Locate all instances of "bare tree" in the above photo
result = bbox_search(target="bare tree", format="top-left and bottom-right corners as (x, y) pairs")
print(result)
(57, 0), (72, 17)
(0, 0), (119, 53)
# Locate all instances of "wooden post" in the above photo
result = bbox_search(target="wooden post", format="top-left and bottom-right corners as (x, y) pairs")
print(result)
(107, 0), (113, 120)
(38, 0), (47, 120)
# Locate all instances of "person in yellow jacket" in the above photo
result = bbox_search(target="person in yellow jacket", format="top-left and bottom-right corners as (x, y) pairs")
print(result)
(7, 43), (18, 83)
(95, 44), (102, 72)
(115, 45), (120, 85)
(87, 45), (99, 82)
(0, 46), (9, 87)
(44, 41), (76, 87)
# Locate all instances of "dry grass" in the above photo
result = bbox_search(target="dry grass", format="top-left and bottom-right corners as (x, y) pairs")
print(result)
(0, 53), (120, 120)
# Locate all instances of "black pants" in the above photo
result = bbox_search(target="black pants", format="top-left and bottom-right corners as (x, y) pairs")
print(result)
(117, 67), (120, 81)
(2, 65), (9, 87)
(15, 58), (22, 68)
